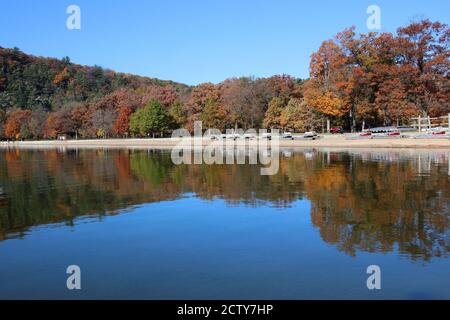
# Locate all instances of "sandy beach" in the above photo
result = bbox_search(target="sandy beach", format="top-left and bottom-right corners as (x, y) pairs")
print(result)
(1, 134), (450, 149)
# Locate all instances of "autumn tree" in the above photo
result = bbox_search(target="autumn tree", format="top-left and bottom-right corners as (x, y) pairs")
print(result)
(218, 76), (292, 129)
(43, 106), (77, 139)
(42, 112), (58, 138)
(114, 107), (134, 137)
(184, 83), (221, 132)
(4, 109), (32, 139)
(53, 67), (71, 90)
(396, 19), (450, 117)
(69, 102), (92, 138)
(375, 77), (418, 126)
(201, 99), (227, 130)
(220, 78), (250, 129)
(280, 98), (322, 132)
(110, 89), (142, 137)
(265, 74), (301, 101)
(169, 101), (187, 128)
(263, 97), (286, 129)
(141, 85), (179, 109)
(86, 88), (143, 138)
(304, 39), (350, 128)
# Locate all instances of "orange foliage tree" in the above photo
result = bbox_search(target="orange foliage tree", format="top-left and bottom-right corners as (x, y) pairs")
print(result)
(304, 39), (350, 123)
(4, 109), (32, 139)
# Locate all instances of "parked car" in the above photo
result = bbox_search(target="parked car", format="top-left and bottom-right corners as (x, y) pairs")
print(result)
(226, 133), (236, 140)
(303, 131), (318, 138)
(282, 132), (294, 139)
(330, 127), (343, 134)
(243, 133), (256, 140)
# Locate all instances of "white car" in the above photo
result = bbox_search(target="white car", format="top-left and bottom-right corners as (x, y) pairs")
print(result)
(303, 131), (317, 138)
(226, 133), (240, 140)
(282, 132), (293, 139)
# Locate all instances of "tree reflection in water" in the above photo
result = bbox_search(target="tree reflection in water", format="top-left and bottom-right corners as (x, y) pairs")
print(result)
(0, 148), (448, 261)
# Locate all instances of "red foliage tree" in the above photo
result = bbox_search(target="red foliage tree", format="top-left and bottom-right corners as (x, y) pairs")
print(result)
(141, 85), (179, 109)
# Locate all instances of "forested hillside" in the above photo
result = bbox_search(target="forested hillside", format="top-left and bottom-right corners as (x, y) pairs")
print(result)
(0, 19), (448, 140)
(0, 46), (191, 139)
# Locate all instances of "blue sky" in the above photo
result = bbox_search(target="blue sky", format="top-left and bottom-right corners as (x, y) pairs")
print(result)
(0, 0), (449, 85)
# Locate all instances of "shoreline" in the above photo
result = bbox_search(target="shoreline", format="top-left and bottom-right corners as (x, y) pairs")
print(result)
(1, 134), (450, 150)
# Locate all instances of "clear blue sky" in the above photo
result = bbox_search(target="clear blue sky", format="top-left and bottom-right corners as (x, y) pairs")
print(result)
(1, 0), (449, 85)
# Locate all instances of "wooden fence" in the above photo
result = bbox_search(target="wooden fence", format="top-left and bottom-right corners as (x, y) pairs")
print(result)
(410, 114), (450, 131)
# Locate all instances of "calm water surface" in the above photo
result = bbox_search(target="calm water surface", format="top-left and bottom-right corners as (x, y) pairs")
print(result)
(0, 148), (449, 299)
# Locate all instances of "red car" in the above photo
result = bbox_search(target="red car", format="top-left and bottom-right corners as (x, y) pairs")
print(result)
(330, 127), (343, 134)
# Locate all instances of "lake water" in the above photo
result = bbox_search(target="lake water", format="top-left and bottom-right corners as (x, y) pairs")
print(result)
(0, 148), (449, 299)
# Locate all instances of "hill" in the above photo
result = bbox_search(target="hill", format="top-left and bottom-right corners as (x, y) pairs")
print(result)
(0, 46), (190, 110)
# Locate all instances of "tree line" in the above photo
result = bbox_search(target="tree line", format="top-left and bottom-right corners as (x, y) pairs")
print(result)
(0, 19), (448, 140)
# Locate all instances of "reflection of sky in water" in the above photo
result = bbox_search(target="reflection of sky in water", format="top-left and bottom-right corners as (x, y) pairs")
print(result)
(0, 196), (449, 299)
